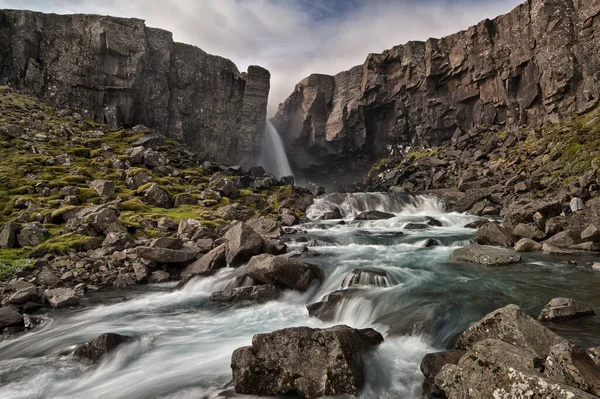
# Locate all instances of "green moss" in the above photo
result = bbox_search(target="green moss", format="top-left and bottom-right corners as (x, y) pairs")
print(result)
(0, 249), (35, 280)
(119, 199), (152, 213)
(67, 147), (92, 158)
(36, 233), (92, 254)
(78, 188), (100, 203)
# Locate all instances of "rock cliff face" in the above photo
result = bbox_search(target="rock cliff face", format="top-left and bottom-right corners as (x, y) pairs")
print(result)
(0, 10), (270, 167)
(273, 0), (600, 179)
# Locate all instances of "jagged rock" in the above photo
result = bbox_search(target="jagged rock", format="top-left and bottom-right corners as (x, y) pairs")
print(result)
(64, 204), (120, 236)
(245, 254), (324, 291)
(544, 342), (600, 396)
(223, 222), (264, 267)
(209, 285), (278, 304)
(354, 211), (395, 221)
(404, 223), (430, 230)
(450, 245), (521, 266)
(503, 200), (564, 230)
(16, 222), (47, 247)
(0, 221), (20, 249)
(571, 242), (600, 251)
(252, 176), (278, 190)
(543, 242), (569, 254)
(136, 245), (199, 263)
(221, 203), (255, 221)
(38, 268), (61, 287)
(102, 231), (132, 250)
(0, 306), (24, 332)
(2, 284), (39, 306)
(89, 179), (115, 200)
(581, 224), (600, 243)
(545, 230), (580, 249)
(177, 218), (205, 240)
(45, 288), (80, 308)
(157, 217), (178, 231)
(513, 223), (546, 241)
(149, 270), (170, 283)
(231, 325), (383, 397)
(307, 289), (357, 321)
(150, 237), (184, 250)
(209, 176), (240, 199)
(132, 263), (149, 284)
(131, 133), (164, 148)
(464, 219), (488, 229)
(514, 238), (543, 252)
(246, 217), (282, 239)
(280, 175), (294, 186)
(173, 193), (198, 208)
(320, 209), (343, 220)
(588, 347), (600, 367)
(473, 222), (516, 247)
(341, 268), (388, 288)
(305, 182), (325, 197)
(538, 298), (596, 322)
(125, 169), (153, 189)
(141, 184), (173, 208)
(180, 243), (226, 279)
(420, 350), (465, 399)
(74, 333), (134, 363)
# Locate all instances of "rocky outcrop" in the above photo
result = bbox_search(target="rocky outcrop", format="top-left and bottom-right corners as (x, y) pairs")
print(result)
(0, 10), (269, 167)
(273, 0), (600, 178)
(231, 325), (384, 397)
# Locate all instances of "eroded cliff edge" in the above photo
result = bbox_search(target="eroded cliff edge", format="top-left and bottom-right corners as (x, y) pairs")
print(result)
(0, 10), (270, 167)
(273, 0), (600, 182)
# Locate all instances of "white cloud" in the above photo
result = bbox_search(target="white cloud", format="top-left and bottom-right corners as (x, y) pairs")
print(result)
(1, 0), (523, 115)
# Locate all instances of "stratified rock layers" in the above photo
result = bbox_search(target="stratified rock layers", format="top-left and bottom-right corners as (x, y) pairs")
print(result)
(0, 10), (270, 167)
(273, 0), (600, 175)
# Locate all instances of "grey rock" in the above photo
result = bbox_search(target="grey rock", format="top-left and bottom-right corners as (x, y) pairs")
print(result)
(545, 230), (580, 249)
(132, 263), (149, 284)
(245, 254), (324, 291)
(141, 184), (173, 208)
(538, 298), (596, 322)
(209, 285), (278, 304)
(180, 243), (227, 279)
(17, 222), (47, 247)
(125, 169), (153, 189)
(74, 333), (134, 364)
(38, 268), (61, 287)
(173, 193), (198, 208)
(544, 342), (600, 396)
(305, 182), (325, 197)
(149, 270), (170, 283)
(45, 288), (80, 308)
(131, 133), (164, 148)
(89, 179), (115, 200)
(450, 244), (521, 266)
(341, 268), (388, 288)
(223, 222), (264, 267)
(513, 223), (546, 241)
(0, 221), (20, 249)
(581, 224), (600, 243)
(246, 217), (282, 239)
(0, 306), (24, 332)
(473, 222), (516, 247)
(150, 237), (184, 250)
(354, 211), (395, 221)
(514, 238), (543, 252)
(136, 245), (199, 263)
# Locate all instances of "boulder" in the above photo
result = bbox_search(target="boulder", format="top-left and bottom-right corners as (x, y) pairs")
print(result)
(150, 237), (184, 250)
(502, 199), (563, 230)
(231, 325), (383, 397)
(514, 238), (543, 252)
(180, 243), (226, 279)
(149, 270), (170, 283)
(0, 221), (20, 249)
(17, 222), (47, 247)
(420, 350), (465, 398)
(221, 203), (255, 221)
(246, 217), (282, 239)
(538, 298), (596, 322)
(132, 263), (149, 284)
(353, 211), (395, 221)
(209, 285), (278, 304)
(588, 347), (600, 367)
(38, 268), (61, 287)
(45, 288), (80, 308)
(513, 223), (546, 241)
(464, 219), (488, 229)
(173, 193), (198, 208)
(245, 254), (324, 291)
(125, 169), (153, 189)
(0, 306), (24, 332)
(473, 222), (516, 246)
(131, 133), (164, 148)
(542, 242), (569, 254)
(136, 245), (199, 263)
(450, 245), (521, 266)
(404, 223), (430, 230)
(341, 268), (388, 288)
(571, 242), (600, 251)
(89, 179), (115, 200)
(74, 333), (134, 363)
(2, 284), (39, 306)
(223, 222), (264, 267)
(581, 224), (600, 243)
(307, 289), (357, 321)
(306, 182), (325, 197)
(177, 218), (205, 241)
(64, 204), (119, 236)
(320, 208), (343, 220)
(544, 342), (600, 396)
(141, 184), (173, 208)
(545, 230), (580, 249)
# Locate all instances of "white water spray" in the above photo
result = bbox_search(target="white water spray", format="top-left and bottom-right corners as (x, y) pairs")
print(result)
(259, 121), (293, 179)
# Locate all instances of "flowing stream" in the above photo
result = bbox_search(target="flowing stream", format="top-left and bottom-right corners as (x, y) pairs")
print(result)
(2, 193), (600, 398)
(259, 121), (293, 180)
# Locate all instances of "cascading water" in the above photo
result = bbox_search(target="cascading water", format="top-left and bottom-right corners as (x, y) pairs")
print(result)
(259, 120), (293, 179)
(2, 193), (600, 398)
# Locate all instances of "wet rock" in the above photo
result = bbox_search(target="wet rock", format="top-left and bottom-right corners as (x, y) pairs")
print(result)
(341, 268), (388, 288)
(149, 270), (170, 283)
(320, 208), (343, 220)
(89, 179), (115, 200)
(74, 333), (135, 364)
(538, 298), (595, 322)
(544, 342), (600, 396)
(141, 184), (173, 208)
(45, 288), (80, 308)
(0, 306), (24, 332)
(542, 242), (569, 254)
(181, 243), (226, 279)
(307, 289), (357, 321)
(473, 222), (515, 247)
(209, 285), (278, 304)
(64, 204), (120, 236)
(231, 325), (383, 397)
(581, 224), (600, 243)
(450, 245), (521, 266)
(420, 350), (464, 399)
(17, 222), (47, 247)
(245, 254), (324, 291)
(423, 238), (442, 247)
(305, 182), (325, 197)
(514, 238), (542, 252)
(513, 223), (546, 241)
(404, 223), (430, 230)
(136, 245), (199, 263)
(223, 222), (264, 267)
(2, 285), (39, 306)
(0, 221), (20, 249)
(354, 211), (395, 221)
(464, 219), (488, 229)
(425, 217), (443, 227)
(571, 242), (600, 251)
(588, 347), (600, 367)
(131, 133), (164, 148)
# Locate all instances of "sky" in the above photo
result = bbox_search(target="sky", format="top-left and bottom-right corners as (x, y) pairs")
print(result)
(0, 0), (523, 115)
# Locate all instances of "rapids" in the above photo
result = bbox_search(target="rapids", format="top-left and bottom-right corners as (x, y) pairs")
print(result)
(2, 193), (600, 399)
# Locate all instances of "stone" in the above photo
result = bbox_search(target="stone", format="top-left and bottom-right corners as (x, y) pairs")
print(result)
(464, 219), (488, 229)
(89, 179), (115, 200)
(141, 184), (173, 208)
(16, 222), (47, 247)
(74, 333), (134, 363)
(173, 193), (198, 208)
(45, 288), (80, 308)
(450, 245), (521, 266)
(231, 325), (383, 397)
(545, 230), (580, 249)
(38, 268), (61, 287)
(320, 209), (343, 220)
(353, 211), (395, 221)
(538, 298), (596, 322)
(544, 342), (600, 396)
(136, 245), (199, 263)
(473, 222), (516, 246)
(404, 223), (430, 230)
(245, 254), (324, 291)
(64, 205), (120, 236)
(149, 270), (170, 283)
(543, 242), (569, 254)
(133, 263), (149, 284)
(130, 133), (164, 148)
(180, 243), (227, 279)
(246, 217), (282, 239)
(588, 347), (600, 367)
(0, 221), (20, 249)
(150, 237), (184, 250)
(177, 219), (205, 240)
(125, 169), (153, 189)
(513, 223), (546, 241)
(209, 285), (278, 304)
(581, 224), (600, 243)
(305, 182), (325, 197)
(0, 306), (24, 332)
(223, 222), (264, 267)
(2, 286), (39, 306)
(420, 350), (465, 398)
(514, 238), (543, 252)
(143, 150), (167, 169)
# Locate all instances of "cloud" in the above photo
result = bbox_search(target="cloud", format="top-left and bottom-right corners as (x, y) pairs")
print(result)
(1, 0), (523, 115)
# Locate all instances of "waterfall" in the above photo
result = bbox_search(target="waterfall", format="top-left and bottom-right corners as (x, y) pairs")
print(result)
(259, 121), (293, 179)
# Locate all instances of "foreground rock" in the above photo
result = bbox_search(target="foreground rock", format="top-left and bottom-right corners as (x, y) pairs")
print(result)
(245, 254), (324, 291)
(231, 325), (383, 397)
(538, 298), (596, 322)
(45, 288), (79, 308)
(180, 244), (226, 280)
(74, 333), (135, 363)
(450, 245), (521, 266)
(420, 350), (464, 398)
(0, 306), (24, 332)
(224, 221), (264, 267)
(209, 285), (278, 304)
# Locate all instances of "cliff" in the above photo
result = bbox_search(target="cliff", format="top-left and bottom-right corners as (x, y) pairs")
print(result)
(272, 0), (600, 180)
(0, 10), (270, 167)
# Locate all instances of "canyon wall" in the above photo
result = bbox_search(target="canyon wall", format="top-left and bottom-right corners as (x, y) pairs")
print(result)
(0, 10), (270, 167)
(272, 0), (600, 179)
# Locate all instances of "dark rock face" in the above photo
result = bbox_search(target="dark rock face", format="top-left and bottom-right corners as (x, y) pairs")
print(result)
(245, 254), (324, 291)
(209, 285), (278, 304)
(231, 325), (384, 398)
(0, 10), (269, 167)
(74, 333), (134, 363)
(273, 0), (600, 178)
